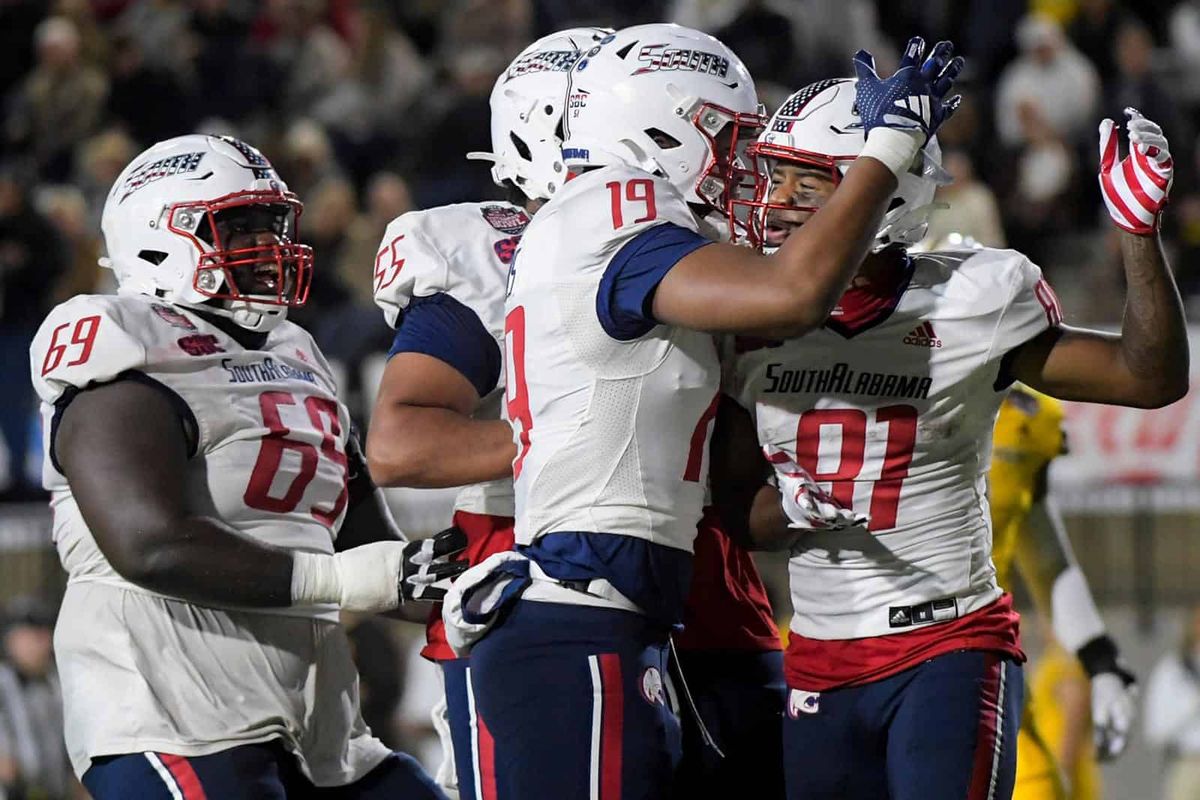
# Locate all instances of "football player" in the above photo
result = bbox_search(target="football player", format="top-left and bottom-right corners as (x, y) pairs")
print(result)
(716, 78), (1184, 800)
(29, 135), (462, 799)
(366, 27), (612, 800)
(991, 384), (1135, 800)
(368, 26), (787, 799)
(447, 26), (964, 798)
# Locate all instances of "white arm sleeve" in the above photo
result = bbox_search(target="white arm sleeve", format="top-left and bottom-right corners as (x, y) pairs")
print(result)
(1031, 497), (1108, 653)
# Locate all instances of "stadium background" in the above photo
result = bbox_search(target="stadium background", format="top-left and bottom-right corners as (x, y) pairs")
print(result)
(0, 0), (1198, 796)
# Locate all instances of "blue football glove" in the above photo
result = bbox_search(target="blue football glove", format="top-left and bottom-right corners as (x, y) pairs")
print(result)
(853, 36), (964, 144)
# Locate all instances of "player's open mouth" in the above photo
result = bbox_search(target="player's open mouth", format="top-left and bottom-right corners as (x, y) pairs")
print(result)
(231, 262), (287, 295)
(764, 219), (800, 247)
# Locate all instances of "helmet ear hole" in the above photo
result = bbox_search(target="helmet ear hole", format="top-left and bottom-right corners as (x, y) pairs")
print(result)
(645, 128), (682, 149)
(138, 249), (168, 265)
(509, 132), (533, 162)
(887, 197), (906, 212)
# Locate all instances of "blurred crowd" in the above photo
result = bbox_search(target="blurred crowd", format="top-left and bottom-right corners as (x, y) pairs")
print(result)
(2, 2), (1200, 795)
(3, 0), (1200, 496)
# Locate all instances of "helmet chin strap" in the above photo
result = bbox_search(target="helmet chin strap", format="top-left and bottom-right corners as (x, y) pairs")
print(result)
(874, 201), (947, 250)
(174, 296), (286, 332)
(227, 300), (286, 332)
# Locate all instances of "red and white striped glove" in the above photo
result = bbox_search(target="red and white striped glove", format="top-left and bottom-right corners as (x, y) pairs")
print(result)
(763, 445), (868, 531)
(1098, 108), (1173, 235)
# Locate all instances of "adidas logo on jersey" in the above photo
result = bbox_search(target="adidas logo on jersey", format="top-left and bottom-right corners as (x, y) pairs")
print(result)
(903, 321), (942, 348)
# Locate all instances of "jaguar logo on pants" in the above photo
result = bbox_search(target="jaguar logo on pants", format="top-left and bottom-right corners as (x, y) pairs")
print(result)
(640, 666), (665, 706)
(788, 688), (820, 718)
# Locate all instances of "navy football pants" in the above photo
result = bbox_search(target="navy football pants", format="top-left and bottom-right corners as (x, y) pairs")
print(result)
(442, 657), (481, 800)
(82, 741), (447, 799)
(468, 599), (681, 800)
(674, 649), (786, 798)
(783, 650), (1024, 800)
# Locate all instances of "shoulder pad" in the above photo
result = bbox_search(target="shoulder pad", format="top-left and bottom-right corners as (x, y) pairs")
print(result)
(31, 295), (155, 405)
(373, 203), (530, 328)
(528, 166), (701, 272)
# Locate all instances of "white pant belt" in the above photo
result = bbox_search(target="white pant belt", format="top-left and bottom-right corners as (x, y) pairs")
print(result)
(522, 561), (644, 615)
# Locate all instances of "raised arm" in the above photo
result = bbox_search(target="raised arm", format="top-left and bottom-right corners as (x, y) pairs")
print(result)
(654, 38), (964, 339)
(1012, 111), (1188, 408)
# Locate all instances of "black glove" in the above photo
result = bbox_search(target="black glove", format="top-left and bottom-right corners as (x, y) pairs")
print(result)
(399, 525), (470, 603)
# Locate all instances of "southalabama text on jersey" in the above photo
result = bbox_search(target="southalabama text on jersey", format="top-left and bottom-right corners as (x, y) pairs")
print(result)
(222, 357), (316, 384)
(761, 361), (932, 400)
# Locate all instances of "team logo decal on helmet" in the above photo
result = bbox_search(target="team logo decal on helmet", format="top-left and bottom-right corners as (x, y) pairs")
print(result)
(505, 49), (581, 81)
(769, 79), (846, 133)
(631, 44), (731, 77)
(119, 152), (204, 202)
(469, 27), (614, 202)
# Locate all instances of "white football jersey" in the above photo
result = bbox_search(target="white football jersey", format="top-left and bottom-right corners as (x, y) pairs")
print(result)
(729, 248), (1060, 640)
(373, 201), (529, 518)
(32, 293), (350, 612)
(505, 165), (719, 552)
(30, 294), (388, 782)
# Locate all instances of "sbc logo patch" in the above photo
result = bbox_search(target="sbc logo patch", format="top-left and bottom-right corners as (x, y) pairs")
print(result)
(787, 688), (820, 718)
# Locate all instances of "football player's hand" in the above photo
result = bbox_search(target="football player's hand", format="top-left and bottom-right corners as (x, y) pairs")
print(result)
(1077, 634), (1139, 760)
(764, 444), (868, 531)
(853, 36), (964, 144)
(1091, 667), (1138, 761)
(291, 527), (468, 612)
(1098, 108), (1173, 235)
(400, 525), (470, 603)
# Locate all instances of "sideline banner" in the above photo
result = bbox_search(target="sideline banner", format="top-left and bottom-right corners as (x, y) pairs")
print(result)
(1050, 328), (1200, 497)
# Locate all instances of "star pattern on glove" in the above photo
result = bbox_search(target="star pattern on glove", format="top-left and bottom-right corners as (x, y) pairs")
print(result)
(852, 36), (964, 143)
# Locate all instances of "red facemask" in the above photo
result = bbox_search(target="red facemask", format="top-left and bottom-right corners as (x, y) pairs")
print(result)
(167, 189), (314, 308)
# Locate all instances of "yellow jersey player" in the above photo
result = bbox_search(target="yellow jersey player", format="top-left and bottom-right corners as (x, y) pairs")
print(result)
(1027, 641), (1102, 800)
(990, 384), (1136, 800)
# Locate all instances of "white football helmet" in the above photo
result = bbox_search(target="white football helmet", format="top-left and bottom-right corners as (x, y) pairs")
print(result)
(559, 24), (764, 236)
(745, 78), (949, 251)
(100, 134), (313, 332)
(468, 27), (613, 202)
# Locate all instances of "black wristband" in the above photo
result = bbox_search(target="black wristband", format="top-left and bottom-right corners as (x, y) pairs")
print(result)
(1077, 634), (1135, 684)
